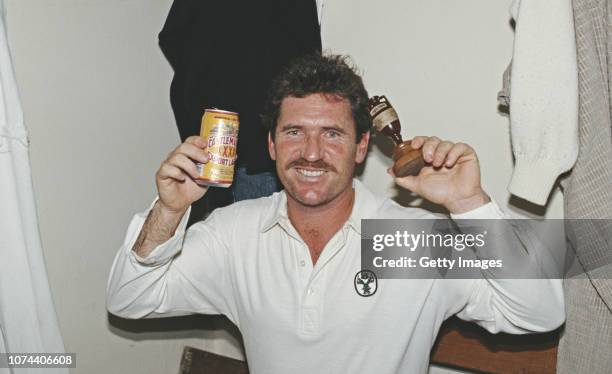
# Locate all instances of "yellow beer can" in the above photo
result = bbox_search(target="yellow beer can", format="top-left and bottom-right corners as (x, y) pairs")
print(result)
(195, 108), (239, 187)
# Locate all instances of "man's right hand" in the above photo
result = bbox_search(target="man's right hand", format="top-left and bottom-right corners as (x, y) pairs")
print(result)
(155, 136), (210, 216)
(132, 136), (209, 258)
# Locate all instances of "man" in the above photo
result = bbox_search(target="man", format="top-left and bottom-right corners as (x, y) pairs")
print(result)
(107, 54), (564, 373)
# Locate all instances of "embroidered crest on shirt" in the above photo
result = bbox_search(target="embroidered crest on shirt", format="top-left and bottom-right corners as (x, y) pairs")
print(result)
(354, 270), (378, 297)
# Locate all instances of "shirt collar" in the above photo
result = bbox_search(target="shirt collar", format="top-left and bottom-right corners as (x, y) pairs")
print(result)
(259, 178), (383, 235)
(260, 190), (288, 233)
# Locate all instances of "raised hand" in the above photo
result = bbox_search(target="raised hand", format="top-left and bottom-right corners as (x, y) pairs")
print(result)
(156, 136), (210, 215)
(390, 136), (490, 214)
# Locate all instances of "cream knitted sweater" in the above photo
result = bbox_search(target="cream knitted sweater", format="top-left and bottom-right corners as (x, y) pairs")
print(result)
(504, 0), (579, 205)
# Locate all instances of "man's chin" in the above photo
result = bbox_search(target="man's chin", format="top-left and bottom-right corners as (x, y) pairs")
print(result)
(288, 189), (331, 208)
(296, 195), (328, 207)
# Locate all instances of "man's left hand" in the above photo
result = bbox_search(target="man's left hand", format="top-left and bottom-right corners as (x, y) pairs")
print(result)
(390, 136), (490, 214)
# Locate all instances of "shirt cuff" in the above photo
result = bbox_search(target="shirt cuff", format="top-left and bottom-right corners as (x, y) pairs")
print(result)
(450, 200), (505, 219)
(127, 197), (192, 266)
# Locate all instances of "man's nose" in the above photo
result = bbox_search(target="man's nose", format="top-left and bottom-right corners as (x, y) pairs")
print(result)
(302, 135), (322, 161)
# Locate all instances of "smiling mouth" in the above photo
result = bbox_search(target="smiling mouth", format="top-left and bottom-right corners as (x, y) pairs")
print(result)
(296, 168), (327, 177)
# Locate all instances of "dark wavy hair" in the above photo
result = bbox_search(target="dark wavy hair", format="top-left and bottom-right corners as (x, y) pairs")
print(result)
(262, 53), (372, 142)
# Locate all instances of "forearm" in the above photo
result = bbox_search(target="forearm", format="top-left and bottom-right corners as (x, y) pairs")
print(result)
(450, 203), (566, 333)
(456, 278), (564, 334)
(107, 202), (232, 320)
(107, 200), (191, 318)
(478, 222), (565, 332)
(106, 246), (175, 318)
(132, 200), (187, 258)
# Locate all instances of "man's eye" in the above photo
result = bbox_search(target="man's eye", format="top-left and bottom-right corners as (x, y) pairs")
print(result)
(286, 129), (299, 136)
(326, 130), (341, 138)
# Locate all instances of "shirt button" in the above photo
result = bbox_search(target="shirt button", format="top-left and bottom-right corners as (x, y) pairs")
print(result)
(300, 260), (306, 267)
(307, 288), (314, 295)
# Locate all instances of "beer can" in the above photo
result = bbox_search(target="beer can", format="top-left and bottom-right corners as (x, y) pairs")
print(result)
(195, 108), (239, 187)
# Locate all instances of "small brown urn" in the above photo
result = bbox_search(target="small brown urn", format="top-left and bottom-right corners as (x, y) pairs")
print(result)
(368, 95), (425, 177)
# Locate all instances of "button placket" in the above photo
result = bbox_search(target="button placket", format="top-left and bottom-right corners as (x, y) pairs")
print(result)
(300, 306), (320, 335)
(296, 226), (351, 336)
(303, 282), (319, 306)
(300, 273), (325, 335)
(304, 260), (328, 306)
(294, 240), (313, 306)
(299, 248), (331, 335)
(298, 243), (312, 273)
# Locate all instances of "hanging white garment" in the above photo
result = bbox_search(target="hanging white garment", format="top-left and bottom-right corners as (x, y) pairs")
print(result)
(0, 1), (67, 373)
(503, 0), (579, 205)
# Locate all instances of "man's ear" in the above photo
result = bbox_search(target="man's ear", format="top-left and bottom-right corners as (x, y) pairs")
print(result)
(268, 131), (276, 160)
(355, 131), (370, 164)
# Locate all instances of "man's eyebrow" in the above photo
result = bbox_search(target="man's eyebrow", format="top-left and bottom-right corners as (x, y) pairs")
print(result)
(277, 123), (348, 133)
(278, 124), (303, 132)
(322, 125), (347, 133)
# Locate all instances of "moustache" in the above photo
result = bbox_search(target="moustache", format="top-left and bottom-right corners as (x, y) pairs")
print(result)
(288, 159), (336, 172)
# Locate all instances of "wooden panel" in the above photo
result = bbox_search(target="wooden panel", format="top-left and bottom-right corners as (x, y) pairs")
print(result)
(179, 347), (249, 374)
(431, 317), (560, 373)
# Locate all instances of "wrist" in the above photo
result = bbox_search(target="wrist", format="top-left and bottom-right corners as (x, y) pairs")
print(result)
(133, 201), (187, 258)
(157, 200), (189, 220)
(446, 190), (491, 215)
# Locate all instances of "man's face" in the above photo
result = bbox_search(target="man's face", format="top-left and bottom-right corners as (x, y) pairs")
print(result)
(268, 93), (369, 208)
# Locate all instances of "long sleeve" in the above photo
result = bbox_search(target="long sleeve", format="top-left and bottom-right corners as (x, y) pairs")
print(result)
(449, 277), (564, 334)
(506, 0), (579, 205)
(106, 200), (238, 324)
(441, 202), (565, 333)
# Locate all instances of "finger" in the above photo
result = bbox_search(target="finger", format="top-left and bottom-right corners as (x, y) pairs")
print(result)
(445, 143), (473, 167)
(166, 153), (200, 180)
(394, 175), (419, 192)
(387, 167), (396, 177)
(410, 136), (428, 149)
(157, 164), (187, 182)
(432, 141), (454, 167)
(175, 142), (210, 164)
(421, 136), (441, 163)
(185, 136), (207, 148)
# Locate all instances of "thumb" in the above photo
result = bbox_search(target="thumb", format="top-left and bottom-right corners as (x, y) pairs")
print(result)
(394, 175), (419, 192)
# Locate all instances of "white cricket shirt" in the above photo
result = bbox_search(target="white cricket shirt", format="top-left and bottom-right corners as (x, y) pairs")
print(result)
(107, 180), (564, 374)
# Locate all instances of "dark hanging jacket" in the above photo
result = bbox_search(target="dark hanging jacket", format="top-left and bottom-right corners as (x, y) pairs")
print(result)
(158, 0), (322, 174)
